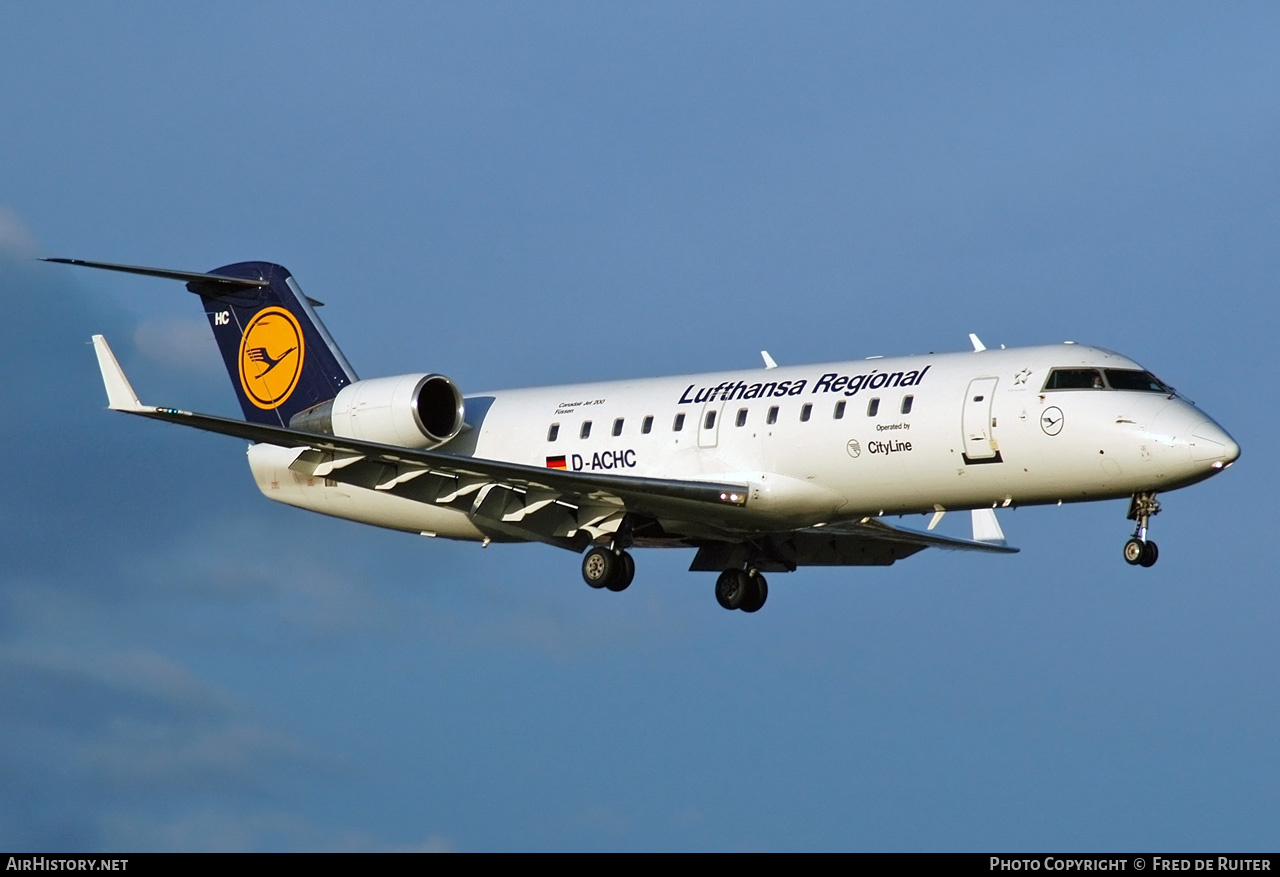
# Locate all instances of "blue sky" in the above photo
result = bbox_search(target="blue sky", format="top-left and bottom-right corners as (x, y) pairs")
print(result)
(1, 3), (1276, 851)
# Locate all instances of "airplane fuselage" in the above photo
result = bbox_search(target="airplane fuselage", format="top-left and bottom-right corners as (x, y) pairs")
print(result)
(247, 342), (1237, 544)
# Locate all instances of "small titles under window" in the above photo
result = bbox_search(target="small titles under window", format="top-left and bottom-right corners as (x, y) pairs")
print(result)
(580, 421), (592, 439)
(547, 423), (559, 442)
(867, 398), (880, 417)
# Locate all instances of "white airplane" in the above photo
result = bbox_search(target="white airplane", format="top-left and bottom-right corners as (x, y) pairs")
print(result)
(55, 258), (1241, 613)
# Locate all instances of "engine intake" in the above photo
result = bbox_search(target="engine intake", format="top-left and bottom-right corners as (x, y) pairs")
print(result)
(289, 373), (465, 449)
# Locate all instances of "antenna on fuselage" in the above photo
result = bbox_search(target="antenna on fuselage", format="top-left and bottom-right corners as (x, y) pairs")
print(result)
(968, 333), (986, 352)
(761, 351), (778, 370)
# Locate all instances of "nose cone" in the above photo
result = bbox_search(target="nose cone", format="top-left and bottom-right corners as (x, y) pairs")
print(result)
(1190, 419), (1240, 469)
(1149, 403), (1239, 485)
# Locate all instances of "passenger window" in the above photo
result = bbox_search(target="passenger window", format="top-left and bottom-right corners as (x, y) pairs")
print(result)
(867, 398), (880, 417)
(800, 403), (812, 422)
(704, 410), (717, 430)
(673, 413), (685, 432)
(834, 400), (846, 419)
(901, 395), (913, 414)
(736, 408), (748, 427)
(547, 423), (559, 442)
(767, 406), (778, 425)
(642, 415), (654, 434)
(580, 421), (592, 439)
(612, 418), (624, 437)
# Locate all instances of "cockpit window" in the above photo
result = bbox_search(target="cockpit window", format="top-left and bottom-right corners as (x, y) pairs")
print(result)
(1043, 367), (1172, 394)
(1043, 368), (1105, 390)
(1104, 369), (1170, 393)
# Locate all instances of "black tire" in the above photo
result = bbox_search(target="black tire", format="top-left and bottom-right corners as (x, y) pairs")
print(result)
(1123, 538), (1145, 566)
(740, 573), (768, 613)
(1140, 540), (1159, 568)
(715, 568), (747, 610)
(607, 551), (635, 592)
(582, 546), (618, 589)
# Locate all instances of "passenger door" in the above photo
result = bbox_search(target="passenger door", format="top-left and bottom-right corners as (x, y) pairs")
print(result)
(962, 377), (1003, 463)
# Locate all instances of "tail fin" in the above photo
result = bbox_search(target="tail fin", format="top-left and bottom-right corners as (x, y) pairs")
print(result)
(194, 261), (357, 425)
(47, 258), (358, 426)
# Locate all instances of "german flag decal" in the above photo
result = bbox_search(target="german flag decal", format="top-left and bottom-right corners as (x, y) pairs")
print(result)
(546, 455), (567, 470)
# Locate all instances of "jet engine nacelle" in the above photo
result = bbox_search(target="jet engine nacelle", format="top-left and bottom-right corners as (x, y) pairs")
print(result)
(289, 373), (465, 449)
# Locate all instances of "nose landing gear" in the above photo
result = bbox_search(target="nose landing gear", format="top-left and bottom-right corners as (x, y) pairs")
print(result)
(1124, 492), (1161, 568)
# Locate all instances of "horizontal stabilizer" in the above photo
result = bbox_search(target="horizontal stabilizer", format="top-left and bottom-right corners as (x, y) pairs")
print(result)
(45, 258), (268, 291)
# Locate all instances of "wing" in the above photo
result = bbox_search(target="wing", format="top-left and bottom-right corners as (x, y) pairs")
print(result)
(688, 515), (1017, 573)
(92, 335), (749, 549)
(93, 334), (1017, 565)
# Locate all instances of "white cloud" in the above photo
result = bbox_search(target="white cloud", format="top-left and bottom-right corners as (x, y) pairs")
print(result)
(0, 206), (38, 258)
(388, 835), (455, 853)
(100, 809), (456, 853)
(132, 317), (222, 372)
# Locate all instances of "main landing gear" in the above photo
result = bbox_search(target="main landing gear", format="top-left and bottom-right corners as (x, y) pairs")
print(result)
(581, 545), (635, 592)
(581, 546), (770, 613)
(715, 568), (768, 613)
(1123, 491), (1161, 568)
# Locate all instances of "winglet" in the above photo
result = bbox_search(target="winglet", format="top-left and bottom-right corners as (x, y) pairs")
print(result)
(91, 335), (145, 411)
(968, 333), (986, 352)
(971, 507), (1007, 545)
(761, 350), (778, 370)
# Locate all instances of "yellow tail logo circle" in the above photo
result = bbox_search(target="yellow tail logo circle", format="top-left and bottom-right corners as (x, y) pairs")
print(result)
(238, 307), (305, 409)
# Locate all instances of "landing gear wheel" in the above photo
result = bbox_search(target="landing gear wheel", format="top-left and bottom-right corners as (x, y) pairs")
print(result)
(1125, 491), (1162, 569)
(1140, 540), (1158, 568)
(606, 551), (635, 592)
(582, 546), (618, 589)
(715, 569), (748, 610)
(740, 573), (768, 613)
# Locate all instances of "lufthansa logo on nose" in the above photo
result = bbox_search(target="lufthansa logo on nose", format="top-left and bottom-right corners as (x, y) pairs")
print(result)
(846, 439), (861, 458)
(1040, 406), (1064, 436)
(238, 306), (305, 410)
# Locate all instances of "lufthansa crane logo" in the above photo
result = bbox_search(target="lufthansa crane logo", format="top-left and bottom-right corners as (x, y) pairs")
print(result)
(1040, 406), (1064, 436)
(238, 306), (305, 410)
